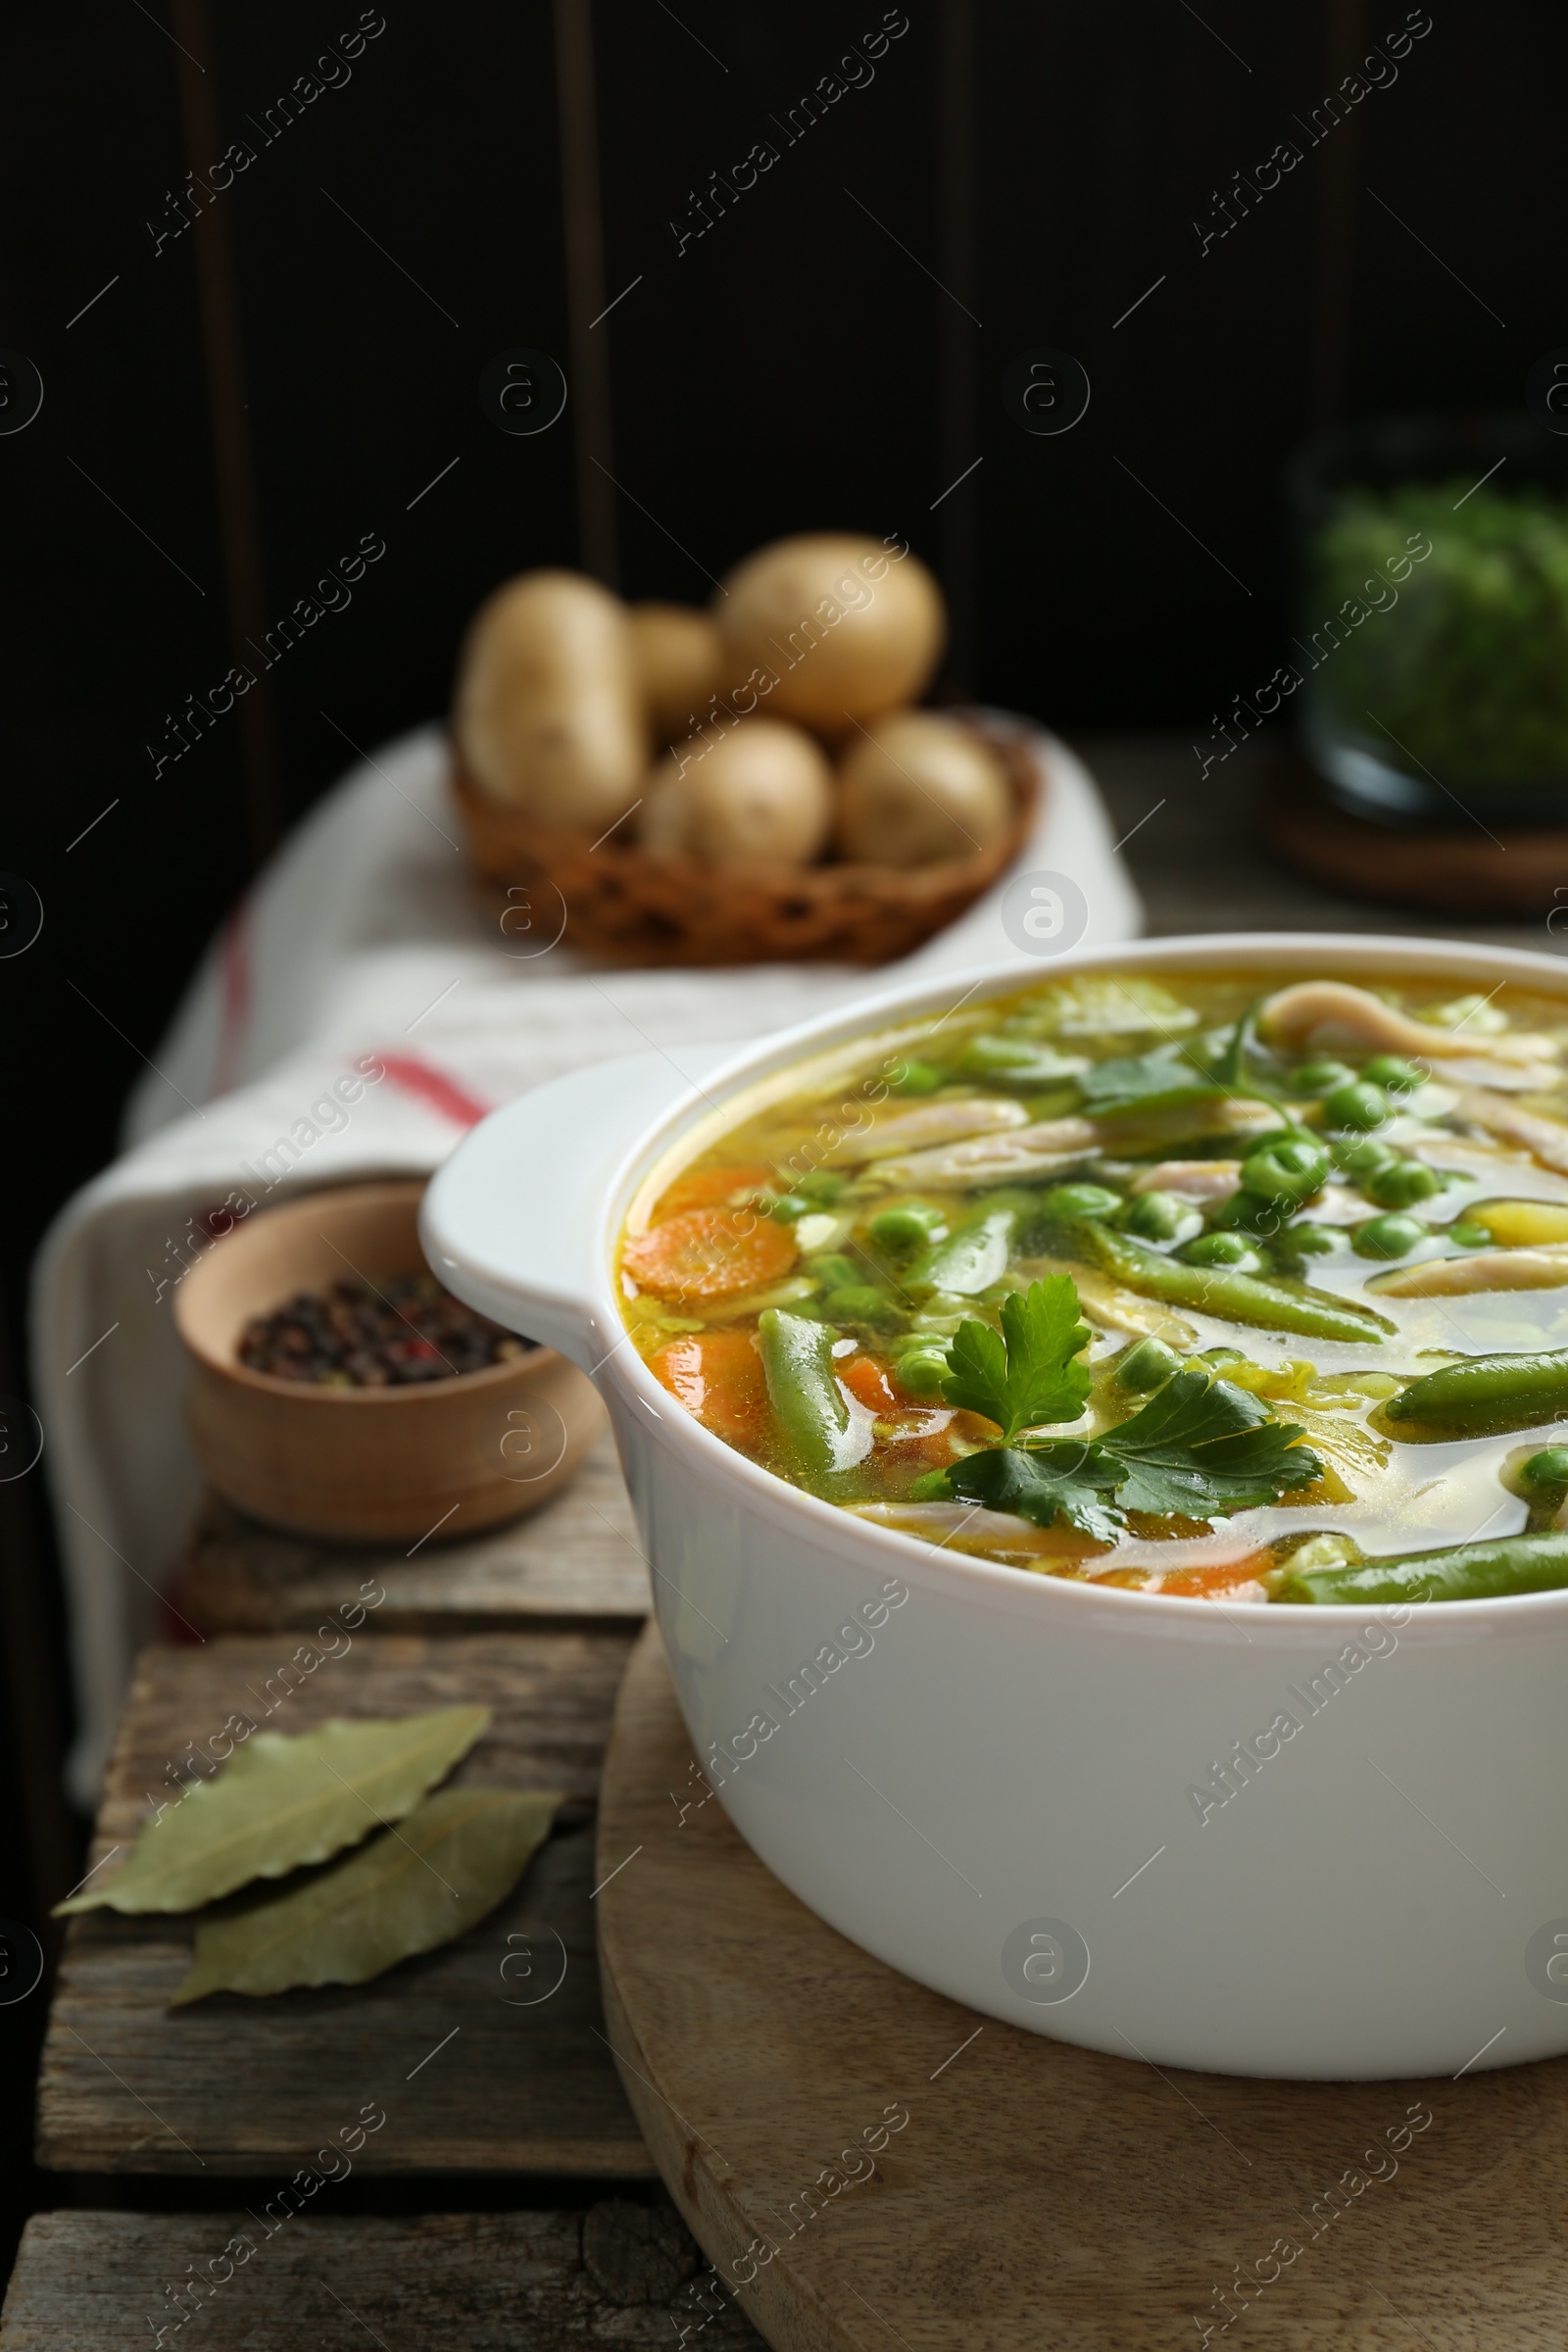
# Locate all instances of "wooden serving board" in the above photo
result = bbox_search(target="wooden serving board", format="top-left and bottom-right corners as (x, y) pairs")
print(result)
(178, 1429), (649, 1634)
(0, 2207), (765, 2351)
(598, 1624), (1568, 2352)
(36, 1632), (655, 2178)
(1264, 749), (1568, 916)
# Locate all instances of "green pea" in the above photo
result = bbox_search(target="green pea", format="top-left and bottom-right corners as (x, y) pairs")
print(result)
(888, 1058), (944, 1097)
(1352, 1212), (1427, 1259)
(1362, 1054), (1428, 1096)
(808, 1253), (860, 1292)
(1123, 1190), (1195, 1242)
(1448, 1221), (1492, 1248)
(1289, 1057), (1354, 1096)
(1041, 1183), (1122, 1220)
(763, 1193), (812, 1222)
(1112, 1336), (1181, 1391)
(1519, 1446), (1568, 1497)
(1208, 1187), (1280, 1235)
(820, 1284), (898, 1326)
(1181, 1232), (1268, 1273)
(1366, 1158), (1442, 1209)
(1325, 1080), (1391, 1132)
(1286, 1220), (1339, 1256)
(797, 1170), (847, 1204)
(897, 1348), (953, 1397)
(1240, 1135), (1332, 1205)
(868, 1204), (945, 1253)
(1334, 1136), (1399, 1182)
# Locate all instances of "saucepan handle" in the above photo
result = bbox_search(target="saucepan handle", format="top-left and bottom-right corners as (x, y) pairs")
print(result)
(419, 1046), (728, 1371)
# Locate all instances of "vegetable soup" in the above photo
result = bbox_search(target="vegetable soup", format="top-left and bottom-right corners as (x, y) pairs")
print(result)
(617, 971), (1568, 1606)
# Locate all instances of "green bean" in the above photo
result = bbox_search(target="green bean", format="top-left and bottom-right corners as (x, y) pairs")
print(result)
(1080, 1224), (1393, 1344)
(1387, 1348), (1568, 1436)
(820, 1284), (899, 1328)
(909, 1205), (1017, 1297)
(758, 1309), (855, 1475)
(1275, 1531), (1568, 1605)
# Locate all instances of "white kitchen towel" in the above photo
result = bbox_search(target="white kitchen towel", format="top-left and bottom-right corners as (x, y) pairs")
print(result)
(33, 718), (1142, 1802)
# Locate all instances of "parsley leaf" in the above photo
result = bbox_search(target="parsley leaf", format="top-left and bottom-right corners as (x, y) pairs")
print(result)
(947, 1442), (1125, 1543)
(1077, 1044), (1223, 1114)
(1102, 1368), (1323, 1517)
(936, 1274), (1322, 1539)
(941, 1275), (1091, 1440)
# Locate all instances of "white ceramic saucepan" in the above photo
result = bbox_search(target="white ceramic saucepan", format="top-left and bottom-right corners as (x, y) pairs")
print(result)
(421, 934), (1568, 2080)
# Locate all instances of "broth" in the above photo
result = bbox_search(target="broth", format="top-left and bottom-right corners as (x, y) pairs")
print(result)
(615, 970), (1568, 1605)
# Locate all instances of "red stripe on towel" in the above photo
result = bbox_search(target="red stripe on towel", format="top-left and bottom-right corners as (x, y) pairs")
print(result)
(376, 1053), (491, 1129)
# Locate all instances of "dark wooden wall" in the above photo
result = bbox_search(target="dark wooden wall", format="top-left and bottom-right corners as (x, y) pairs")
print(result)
(0, 0), (1555, 1959)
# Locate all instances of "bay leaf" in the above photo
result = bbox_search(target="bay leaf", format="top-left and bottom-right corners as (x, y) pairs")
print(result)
(55, 1706), (491, 1917)
(171, 1787), (560, 2003)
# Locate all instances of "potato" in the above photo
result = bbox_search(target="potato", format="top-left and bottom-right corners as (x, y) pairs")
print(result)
(836, 712), (1012, 868)
(453, 569), (646, 827)
(627, 603), (725, 744)
(638, 720), (833, 869)
(715, 533), (945, 730)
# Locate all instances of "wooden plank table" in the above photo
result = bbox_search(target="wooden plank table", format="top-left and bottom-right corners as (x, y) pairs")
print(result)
(0, 2209), (765, 2350)
(177, 1429), (649, 1635)
(21, 727), (1562, 2349)
(35, 1633), (655, 2178)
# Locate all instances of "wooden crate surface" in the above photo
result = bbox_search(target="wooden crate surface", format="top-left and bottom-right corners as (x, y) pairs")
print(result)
(0, 2208), (764, 2350)
(180, 1430), (648, 1635)
(36, 1633), (655, 2179)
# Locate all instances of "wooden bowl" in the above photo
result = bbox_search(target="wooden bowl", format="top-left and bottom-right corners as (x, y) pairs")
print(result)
(451, 713), (1042, 966)
(172, 1181), (604, 1544)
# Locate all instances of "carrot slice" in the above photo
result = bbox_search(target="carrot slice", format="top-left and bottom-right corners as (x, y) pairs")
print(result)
(656, 1161), (777, 1218)
(649, 1330), (768, 1443)
(623, 1206), (796, 1299)
(840, 1355), (904, 1412)
(1155, 1555), (1272, 1602)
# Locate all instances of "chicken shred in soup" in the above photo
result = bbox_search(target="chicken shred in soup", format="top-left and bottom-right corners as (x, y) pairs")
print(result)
(616, 972), (1568, 1606)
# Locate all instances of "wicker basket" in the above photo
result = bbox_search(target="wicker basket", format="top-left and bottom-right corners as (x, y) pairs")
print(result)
(451, 715), (1042, 966)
